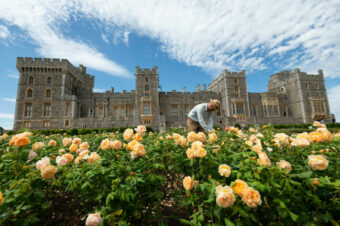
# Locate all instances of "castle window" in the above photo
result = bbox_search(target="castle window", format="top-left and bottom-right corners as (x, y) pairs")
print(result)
(121, 107), (126, 118)
(307, 91), (310, 97)
(232, 102), (245, 115)
(26, 88), (33, 98)
(113, 107), (118, 119)
(305, 81), (309, 88)
(23, 121), (31, 128)
(160, 106), (163, 115)
(89, 109), (93, 117)
(43, 121), (50, 127)
(29, 76), (33, 84)
(312, 101), (325, 113)
(262, 97), (279, 117)
(252, 104), (258, 116)
(234, 78), (238, 84)
(315, 82), (319, 89)
(45, 89), (51, 98)
(98, 107), (103, 118)
(64, 120), (69, 126)
(44, 103), (51, 117)
(145, 77), (149, 83)
(234, 86), (240, 97)
(24, 103), (32, 117)
(143, 102), (151, 115)
(184, 104), (190, 115)
(47, 76), (52, 84)
(65, 103), (70, 117)
(129, 107), (134, 117)
(172, 105), (178, 117)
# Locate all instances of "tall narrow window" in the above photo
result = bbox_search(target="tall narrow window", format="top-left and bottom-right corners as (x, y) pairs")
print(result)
(44, 103), (51, 117)
(234, 78), (238, 84)
(25, 103), (32, 117)
(47, 76), (52, 84)
(252, 104), (257, 116)
(45, 89), (51, 98)
(113, 107), (118, 119)
(143, 102), (151, 115)
(121, 107), (126, 118)
(29, 76), (33, 84)
(315, 82), (319, 89)
(26, 88), (33, 98)
(145, 77), (149, 83)
(172, 105), (178, 117)
(98, 107), (103, 118)
(129, 107), (133, 117)
(65, 103), (70, 116)
(305, 81), (309, 88)
(43, 121), (50, 127)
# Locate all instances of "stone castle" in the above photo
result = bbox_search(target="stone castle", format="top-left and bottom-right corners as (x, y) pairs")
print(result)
(13, 57), (335, 131)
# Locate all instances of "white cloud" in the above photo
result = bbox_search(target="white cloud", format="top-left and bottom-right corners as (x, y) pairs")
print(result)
(7, 74), (19, 79)
(101, 33), (109, 44)
(0, 1), (131, 78)
(93, 88), (105, 92)
(328, 84), (340, 122)
(0, 25), (9, 39)
(0, 0), (339, 78)
(2, 98), (16, 103)
(0, 113), (14, 119)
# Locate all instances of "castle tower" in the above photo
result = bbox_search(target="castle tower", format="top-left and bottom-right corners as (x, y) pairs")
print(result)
(133, 66), (160, 129)
(209, 69), (249, 122)
(14, 57), (94, 130)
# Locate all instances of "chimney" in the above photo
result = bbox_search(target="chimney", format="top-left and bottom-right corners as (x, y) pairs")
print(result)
(318, 69), (323, 76)
(183, 87), (186, 92)
(111, 87), (114, 93)
(196, 84), (200, 92)
(203, 84), (207, 91)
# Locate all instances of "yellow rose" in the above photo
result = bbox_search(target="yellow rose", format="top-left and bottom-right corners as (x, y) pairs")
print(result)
(62, 153), (74, 163)
(15, 137), (30, 147)
(187, 131), (197, 143)
(196, 148), (207, 158)
(133, 133), (143, 142)
(276, 160), (292, 171)
(79, 150), (89, 158)
(32, 142), (45, 150)
(135, 125), (146, 135)
(48, 140), (57, 147)
(245, 140), (253, 147)
(88, 152), (100, 163)
(274, 133), (289, 145)
(252, 144), (262, 153)
(191, 141), (203, 150)
(215, 185), (235, 208)
(80, 142), (89, 150)
(0, 191), (3, 205)
(257, 151), (271, 167)
(86, 212), (103, 226)
(209, 133), (218, 143)
(197, 132), (206, 143)
(62, 137), (72, 146)
(241, 187), (262, 208)
(133, 143), (145, 157)
(100, 139), (111, 150)
(41, 165), (57, 179)
(186, 148), (195, 159)
(36, 157), (50, 171)
(111, 140), (122, 150)
(123, 128), (134, 141)
(183, 176), (194, 191)
(308, 155), (328, 170)
(72, 137), (82, 145)
(218, 164), (231, 177)
(69, 144), (78, 152)
(308, 132), (322, 143)
(296, 132), (309, 140)
(293, 137), (310, 147)
(232, 179), (249, 197)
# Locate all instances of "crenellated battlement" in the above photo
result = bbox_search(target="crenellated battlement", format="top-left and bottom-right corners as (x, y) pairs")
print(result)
(135, 66), (158, 74)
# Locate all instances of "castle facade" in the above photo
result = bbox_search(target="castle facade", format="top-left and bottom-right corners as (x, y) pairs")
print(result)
(13, 57), (334, 131)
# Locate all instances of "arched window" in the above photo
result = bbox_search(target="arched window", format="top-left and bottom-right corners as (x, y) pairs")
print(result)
(26, 88), (33, 98)
(29, 76), (33, 84)
(234, 78), (238, 84)
(47, 76), (52, 84)
(45, 89), (51, 98)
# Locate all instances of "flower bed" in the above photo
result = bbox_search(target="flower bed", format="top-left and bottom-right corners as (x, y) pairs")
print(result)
(0, 123), (339, 225)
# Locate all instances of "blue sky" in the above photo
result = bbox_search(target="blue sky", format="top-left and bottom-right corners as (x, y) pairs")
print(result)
(0, 0), (340, 129)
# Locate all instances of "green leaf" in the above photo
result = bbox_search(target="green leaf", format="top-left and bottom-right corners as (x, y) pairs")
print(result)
(179, 219), (192, 225)
(224, 218), (236, 226)
(293, 171), (313, 179)
(288, 211), (299, 222)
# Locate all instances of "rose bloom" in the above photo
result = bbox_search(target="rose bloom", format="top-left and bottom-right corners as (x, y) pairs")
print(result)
(232, 179), (249, 196)
(62, 153), (74, 163)
(41, 165), (57, 179)
(252, 144), (262, 153)
(130, 150), (139, 159)
(249, 127), (256, 133)
(111, 140), (122, 150)
(245, 140), (253, 147)
(191, 141), (203, 150)
(249, 135), (258, 143)
(308, 132), (322, 143)
(135, 125), (146, 135)
(133, 133), (143, 142)
(123, 128), (134, 141)
(15, 137), (30, 147)
(0, 191), (3, 205)
(100, 139), (112, 150)
(296, 132), (309, 140)
(88, 152), (100, 163)
(28, 150), (37, 161)
(320, 130), (332, 142)
(308, 155), (329, 170)
(215, 185), (235, 208)
(276, 160), (292, 171)
(56, 156), (68, 166)
(186, 148), (195, 159)
(274, 133), (289, 145)
(218, 164), (231, 177)
(72, 137), (82, 145)
(62, 138), (72, 146)
(183, 176), (194, 190)
(196, 148), (207, 158)
(2, 133), (8, 139)
(32, 142), (45, 150)
(133, 143), (145, 157)
(166, 134), (173, 140)
(126, 140), (139, 151)
(48, 140), (57, 147)
(86, 212), (103, 226)
(197, 132), (206, 143)
(209, 133), (218, 143)
(36, 157), (51, 171)
(179, 137), (189, 147)
(242, 187), (262, 208)
(69, 144), (78, 152)
(187, 131), (197, 142)
(79, 150), (90, 158)
(80, 142), (89, 150)
(257, 151), (271, 167)
(74, 156), (82, 165)
(293, 137), (310, 147)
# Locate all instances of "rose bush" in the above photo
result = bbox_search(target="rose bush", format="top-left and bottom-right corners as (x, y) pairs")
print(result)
(0, 123), (339, 225)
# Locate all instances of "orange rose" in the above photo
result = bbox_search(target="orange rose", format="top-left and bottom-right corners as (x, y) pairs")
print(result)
(15, 137), (30, 147)
(41, 165), (57, 179)
(69, 144), (78, 152)
(133, 133), (143, 142)
(232, 179), (249, 197)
